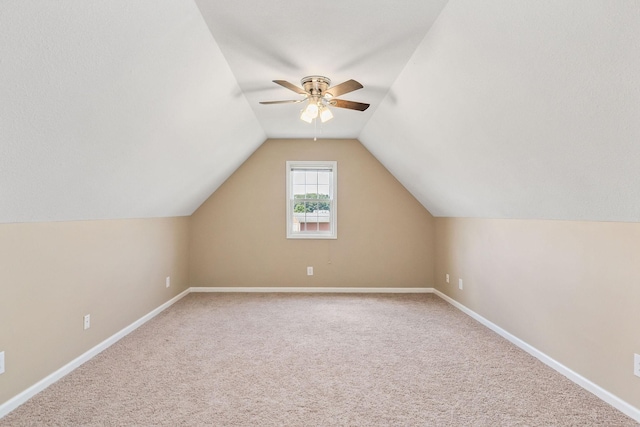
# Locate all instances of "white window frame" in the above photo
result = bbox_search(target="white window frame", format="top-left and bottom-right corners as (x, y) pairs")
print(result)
(286, 161), (337, 239)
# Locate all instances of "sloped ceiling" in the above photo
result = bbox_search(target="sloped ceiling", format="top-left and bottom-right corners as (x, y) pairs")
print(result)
(2, 0), (639, 224)
(361, 0), (640, 222)
(0, 1), (265, 223)
(194, 0), (448, 139)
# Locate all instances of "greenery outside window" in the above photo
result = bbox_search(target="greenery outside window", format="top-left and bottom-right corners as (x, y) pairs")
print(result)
(286, 161), (337, 239)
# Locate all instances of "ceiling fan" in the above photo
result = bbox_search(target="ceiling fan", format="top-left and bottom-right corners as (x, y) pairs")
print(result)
(259, 76), (370, 123)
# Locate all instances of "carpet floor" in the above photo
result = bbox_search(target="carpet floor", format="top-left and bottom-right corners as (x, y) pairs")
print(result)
(1, 293), (637, 426)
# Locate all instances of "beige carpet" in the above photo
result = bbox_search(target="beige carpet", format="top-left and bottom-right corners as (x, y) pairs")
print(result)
(1, 293), (637, 426)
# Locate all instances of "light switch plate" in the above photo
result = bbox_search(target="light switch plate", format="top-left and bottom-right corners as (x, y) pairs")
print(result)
(0, 351), (5, 374)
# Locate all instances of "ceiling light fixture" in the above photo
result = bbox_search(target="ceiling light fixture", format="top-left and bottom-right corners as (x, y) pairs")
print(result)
(319, 105), (333, 123)
(260, 75), (370, 125)
(300, 96), (332, 124)
(305, 102), (319, 118)
(300, 109), (313, 123)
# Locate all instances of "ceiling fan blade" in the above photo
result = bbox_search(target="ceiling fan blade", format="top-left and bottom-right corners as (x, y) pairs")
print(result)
(331, 99), (370, 111)
(326, 79), (363, 98)
(273, 80), (307, 95)
(259, 99), (306, 105)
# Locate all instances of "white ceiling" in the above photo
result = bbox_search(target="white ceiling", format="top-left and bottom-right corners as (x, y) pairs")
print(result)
(361, 0), (640, 221)
(0, 0), (264, 223)
(195, 0), (448, 139)
(2, 0), (639, 223)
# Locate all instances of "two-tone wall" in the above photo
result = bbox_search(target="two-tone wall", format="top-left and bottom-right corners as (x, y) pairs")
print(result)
(0, 217), (190, 405)
(2, 138), (639, 419)
(434, 217), (640, 410)
(1, 138), (436, 410)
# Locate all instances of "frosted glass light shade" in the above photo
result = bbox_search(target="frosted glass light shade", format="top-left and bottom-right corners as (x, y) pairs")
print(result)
(320, 107), (333, 123)
(305, 102), (319, 118)
(300, 110), (313, 123)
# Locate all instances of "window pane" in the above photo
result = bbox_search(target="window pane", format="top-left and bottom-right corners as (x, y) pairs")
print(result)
(318, 172), (330, 185)
(293, 200), (304, 213)
(305, 171), (318, 185)
(305, 185), (319, 198)
(293, 185), (306, 197)
(317, 184), (329, 197)
(292, 171), (306, 185)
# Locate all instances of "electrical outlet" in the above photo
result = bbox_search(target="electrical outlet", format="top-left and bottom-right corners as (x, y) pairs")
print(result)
(458, 279), (463, 290)
(165, 276), (171, 288)
(307, 266), (313, 276)
(634, 354), (640, 378)
(83, 314), (91, 330)
(446, 274), (450, 283)
(0, 351), (5, 375)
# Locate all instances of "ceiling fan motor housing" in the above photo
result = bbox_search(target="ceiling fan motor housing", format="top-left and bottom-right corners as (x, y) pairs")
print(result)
(301, 76), (331, 97)
(259, 76), (369, 112)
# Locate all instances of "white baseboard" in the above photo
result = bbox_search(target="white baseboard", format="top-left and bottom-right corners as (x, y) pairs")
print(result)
(0, 286), (431, 419)
(4, 286), (637, 424)
(432, 289), (640, 423)
(190, 286), (434, 293)
(0, 288), (191, 419)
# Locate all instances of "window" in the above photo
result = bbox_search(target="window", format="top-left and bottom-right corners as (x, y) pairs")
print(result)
(286, 161), (337, 239)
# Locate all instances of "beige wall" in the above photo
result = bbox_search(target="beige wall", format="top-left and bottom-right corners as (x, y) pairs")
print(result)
(434, 217), (640, 409)
(9, 139), (637, 414)
(189, 139), (435, 288)
(2, 143), (639, 415)
(0, 217), (190, 405)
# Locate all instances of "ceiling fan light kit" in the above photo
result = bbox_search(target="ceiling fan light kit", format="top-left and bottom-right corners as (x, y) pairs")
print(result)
(303, 101), (319, 119)
(320, 106), (333, 123)
(260, 75), (369, 124)
(300, 109), (313, 123)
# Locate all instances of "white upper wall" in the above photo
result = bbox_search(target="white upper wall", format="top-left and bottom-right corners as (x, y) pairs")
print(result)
(360, 0), (640, 222)
(0, 1), (265, 223)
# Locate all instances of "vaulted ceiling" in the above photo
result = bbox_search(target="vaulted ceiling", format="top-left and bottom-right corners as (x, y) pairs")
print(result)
(2, 0), (639, 223)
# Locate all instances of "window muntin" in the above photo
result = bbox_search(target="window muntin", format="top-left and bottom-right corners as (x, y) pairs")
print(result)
(286, 161), (337, 239)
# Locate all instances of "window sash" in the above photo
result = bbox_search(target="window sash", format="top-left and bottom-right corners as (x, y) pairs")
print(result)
(286, 161), (337, 239)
